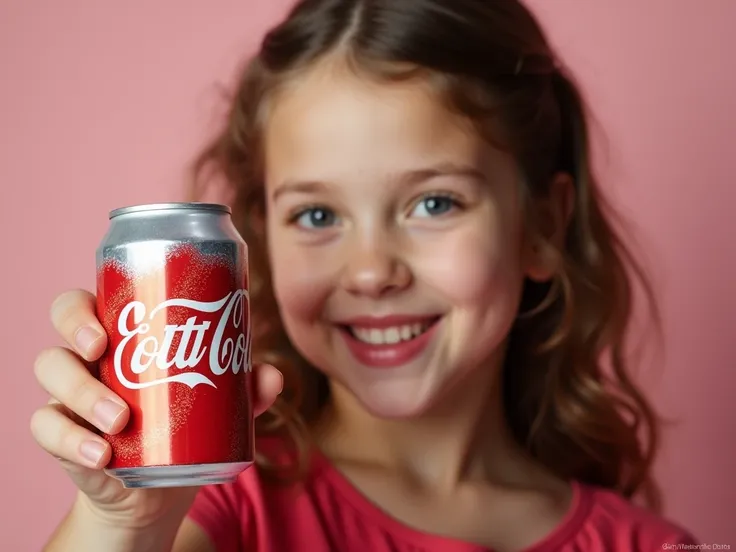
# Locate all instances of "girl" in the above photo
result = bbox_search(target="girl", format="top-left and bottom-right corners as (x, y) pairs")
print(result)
(32, 0), (698, 550)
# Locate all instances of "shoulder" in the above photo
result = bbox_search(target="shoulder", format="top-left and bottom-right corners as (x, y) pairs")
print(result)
(569, 482), (698, 551)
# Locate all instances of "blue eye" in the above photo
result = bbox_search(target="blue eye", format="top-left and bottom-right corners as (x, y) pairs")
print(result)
(410, 195), (458, 218)
(293, 207), (337, 229)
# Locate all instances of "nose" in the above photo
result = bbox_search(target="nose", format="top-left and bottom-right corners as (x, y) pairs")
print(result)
(339, 236), (412, 298)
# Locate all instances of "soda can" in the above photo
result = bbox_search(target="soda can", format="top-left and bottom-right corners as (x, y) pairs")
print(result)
(95, 202), (254, 488)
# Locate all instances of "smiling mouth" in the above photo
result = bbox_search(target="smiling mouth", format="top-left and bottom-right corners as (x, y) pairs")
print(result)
(339, 317), (441, 345)
(335, 316), (442, 368)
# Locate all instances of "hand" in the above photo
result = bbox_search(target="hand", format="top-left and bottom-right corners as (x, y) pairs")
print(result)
(30, 290), (282, 529)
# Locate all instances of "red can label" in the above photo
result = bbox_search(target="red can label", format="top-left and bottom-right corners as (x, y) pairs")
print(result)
(97, 243), (254, 469)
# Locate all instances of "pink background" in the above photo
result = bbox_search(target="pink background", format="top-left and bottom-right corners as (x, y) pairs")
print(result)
(1, 1), (734, 549)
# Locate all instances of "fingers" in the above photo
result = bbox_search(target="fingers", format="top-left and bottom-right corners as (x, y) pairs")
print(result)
(50, 289), (107, 361)
(253, 363), (283, 417)
(34, 346), (129, 434)
(30, 403), (112, 469)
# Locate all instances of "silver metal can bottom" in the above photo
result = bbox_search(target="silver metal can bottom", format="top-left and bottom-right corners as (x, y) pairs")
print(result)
(105, 461), (253, 489)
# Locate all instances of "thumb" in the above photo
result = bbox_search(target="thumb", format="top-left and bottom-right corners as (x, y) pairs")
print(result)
(252, 363), (283, 417)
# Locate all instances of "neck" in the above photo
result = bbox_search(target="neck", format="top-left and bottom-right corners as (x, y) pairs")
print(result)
(316, 351), (551, 494)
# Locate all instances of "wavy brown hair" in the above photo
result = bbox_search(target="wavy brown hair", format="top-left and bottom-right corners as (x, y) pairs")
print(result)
(191, 0), (662, 508)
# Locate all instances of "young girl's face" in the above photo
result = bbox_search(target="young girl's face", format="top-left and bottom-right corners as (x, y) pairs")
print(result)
(264, 60), (542, 418)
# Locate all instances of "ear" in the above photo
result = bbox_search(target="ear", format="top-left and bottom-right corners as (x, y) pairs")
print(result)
(523, 172), (576, 283)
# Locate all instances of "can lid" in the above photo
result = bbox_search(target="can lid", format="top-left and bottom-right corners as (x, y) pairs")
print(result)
(109, 202), (231, 219)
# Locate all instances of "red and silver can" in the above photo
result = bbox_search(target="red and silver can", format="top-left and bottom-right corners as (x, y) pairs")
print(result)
(96, 202), (254, 488)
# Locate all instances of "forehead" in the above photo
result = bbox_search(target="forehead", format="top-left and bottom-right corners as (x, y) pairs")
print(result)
(263, 60), (488, 186)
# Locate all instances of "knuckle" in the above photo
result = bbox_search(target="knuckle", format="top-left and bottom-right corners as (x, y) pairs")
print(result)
(30, 406), (87, 463)
(29, 407), (63, 453)
(33, 346), (68, 382)
(29, 407), (48, 441)
(50, 289), (92, 331)
(69, 372), (101, 409)
(60, 425), (81, 455)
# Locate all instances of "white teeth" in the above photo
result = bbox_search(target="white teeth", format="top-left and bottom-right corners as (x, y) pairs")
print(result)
(349, 322), (432, 345)
(384, 327), (401, 344)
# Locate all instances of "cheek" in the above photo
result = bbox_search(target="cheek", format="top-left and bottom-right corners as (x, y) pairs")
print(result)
(417, 220), (525, 307)
(268, 232), (334, 324)
(267, 232), (344, 372)
(418, 225), (525, 368)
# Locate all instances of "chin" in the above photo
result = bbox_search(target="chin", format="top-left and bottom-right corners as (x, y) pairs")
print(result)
(346, 380), (443, 419)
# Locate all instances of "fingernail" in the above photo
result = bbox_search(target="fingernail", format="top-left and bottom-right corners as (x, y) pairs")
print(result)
(278, 371), (284, 395)
(75, 326), (102, 355)
(79, 440), (106, 467)
(93, 399), (126, 432)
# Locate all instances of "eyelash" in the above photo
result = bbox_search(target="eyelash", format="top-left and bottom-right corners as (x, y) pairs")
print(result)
(286, 192), (465, 229)
(409, 192), (464, 217)
(287, 205), (325, 220)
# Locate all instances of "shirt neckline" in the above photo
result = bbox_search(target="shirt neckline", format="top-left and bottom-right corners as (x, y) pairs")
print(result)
(309, 449), (594, 551)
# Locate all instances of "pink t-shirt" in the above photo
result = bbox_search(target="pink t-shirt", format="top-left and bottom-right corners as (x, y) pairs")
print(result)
(188, 448), (697, 552)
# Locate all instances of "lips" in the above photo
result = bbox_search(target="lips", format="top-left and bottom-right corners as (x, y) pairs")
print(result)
(336, 315), (441, 368)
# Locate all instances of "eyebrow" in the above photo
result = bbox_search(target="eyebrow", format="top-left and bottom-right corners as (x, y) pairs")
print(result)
(271, 162), (486, 201)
